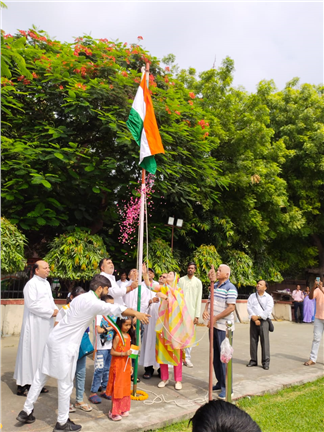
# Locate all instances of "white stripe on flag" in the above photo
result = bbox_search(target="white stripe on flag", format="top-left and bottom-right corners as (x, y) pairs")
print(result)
(132, 85), (146, 121)
(139, 128), (152, 163)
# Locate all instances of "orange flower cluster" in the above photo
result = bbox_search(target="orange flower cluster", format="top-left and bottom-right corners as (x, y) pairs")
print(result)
(198, 119), (209, 129)
(1, 78), (14, 86)
(121, 71), (128, 77)
(189, 92), (195, 99)
(75, 83), (87, 91)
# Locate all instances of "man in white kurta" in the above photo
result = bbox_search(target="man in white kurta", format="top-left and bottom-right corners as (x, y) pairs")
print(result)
(178, 262), (203, 368)
(99, 258), (135, 306)
(14, 260), (58, 395)
(123, 268), (152, 313)
(16, 274), (150, 431)
(139, 272), (166, 378)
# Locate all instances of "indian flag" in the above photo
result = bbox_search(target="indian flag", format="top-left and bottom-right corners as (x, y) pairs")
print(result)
(126, 73), (164, 174)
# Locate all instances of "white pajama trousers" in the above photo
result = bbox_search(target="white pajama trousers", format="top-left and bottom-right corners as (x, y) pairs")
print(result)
(185, 347), (192, 361)
(310, 318), (324, 362)
(24, 367), (73, 425)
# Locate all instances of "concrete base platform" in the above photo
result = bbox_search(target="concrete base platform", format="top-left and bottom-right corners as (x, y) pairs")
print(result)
(1, 322), (323, 431)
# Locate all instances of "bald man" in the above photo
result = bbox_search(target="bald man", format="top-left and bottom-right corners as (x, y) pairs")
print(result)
(203, 264), (238, 400)
(14, 261), (58, 396)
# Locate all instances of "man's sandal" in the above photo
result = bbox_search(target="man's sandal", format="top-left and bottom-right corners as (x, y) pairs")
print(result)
(41, 387), (49, 393)
(17, 387), (28, 397)
(303, 360), (316, 366)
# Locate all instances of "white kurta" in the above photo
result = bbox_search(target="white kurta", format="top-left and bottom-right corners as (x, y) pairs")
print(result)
(14, 275), (58, 386)
(178, 275), (203, 321)
(123, 281), (153, 312)
(41, 290), (126, 380)
(139, 299), (160, 369)
(101, 271), (126, 306)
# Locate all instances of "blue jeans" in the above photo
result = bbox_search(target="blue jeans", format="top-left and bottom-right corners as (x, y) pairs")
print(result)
(90, 349), (112, 393)
(75, 355), (86, 403)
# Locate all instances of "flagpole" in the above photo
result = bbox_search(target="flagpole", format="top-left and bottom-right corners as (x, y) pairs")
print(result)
(132, 62), (150, 396)
(209, 279), (214, 401)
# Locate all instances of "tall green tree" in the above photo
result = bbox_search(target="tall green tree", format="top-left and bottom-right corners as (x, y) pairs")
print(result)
(1, 29), (225, 262)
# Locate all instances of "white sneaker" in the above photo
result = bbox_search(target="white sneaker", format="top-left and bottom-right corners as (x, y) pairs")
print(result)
(174, 382), (182, 390)
(184, 359), (194, 368)
(157, 380), (169, 388)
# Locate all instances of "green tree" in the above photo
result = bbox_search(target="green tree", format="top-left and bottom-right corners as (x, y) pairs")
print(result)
(265, 80), (324, 279)
(44, 229), (108, 290)
(2, 29), (225, 262)
(0, 217), (27, 274)
(147, 238), (180, 275)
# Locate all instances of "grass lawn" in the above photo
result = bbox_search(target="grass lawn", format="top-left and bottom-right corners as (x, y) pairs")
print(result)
(152, 377), (324, 432)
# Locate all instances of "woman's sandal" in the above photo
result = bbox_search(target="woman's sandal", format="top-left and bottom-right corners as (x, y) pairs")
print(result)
(75, 402), (93, 412)
(303, 360), (316, 366)
(41, 387), (49, 393)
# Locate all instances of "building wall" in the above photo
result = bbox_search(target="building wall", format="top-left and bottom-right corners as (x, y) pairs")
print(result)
(1, 299), (294, 337)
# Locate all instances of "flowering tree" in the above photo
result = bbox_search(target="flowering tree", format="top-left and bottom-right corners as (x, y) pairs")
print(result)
(1, 29), (224, 263)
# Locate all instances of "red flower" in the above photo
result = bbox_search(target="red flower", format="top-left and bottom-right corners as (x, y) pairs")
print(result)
(189, 92), (195, 99)
(137, 36), (143, 40)
(121, 71), (128, 77)
(109, 85), (114, 89)
(165, 66), (170, 72)
(175, 111), (180, 115)
(19, 30), (27, 37)
(59, 85), (64, 89)
(188, 100), (193, 105)
(203, 132), (209, 138)
(164, 77), (169, 83)
(198, 120), (206, 129)
(32, 72), (38, 78)
(17, 75), (25, 81)
(124, 42), (127, 47)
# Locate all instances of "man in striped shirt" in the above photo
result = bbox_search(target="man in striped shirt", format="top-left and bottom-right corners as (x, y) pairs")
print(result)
(203, 264), (238, 400)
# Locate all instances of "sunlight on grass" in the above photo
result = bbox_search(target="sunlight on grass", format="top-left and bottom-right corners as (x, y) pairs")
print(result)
(151, 377), (324, 432)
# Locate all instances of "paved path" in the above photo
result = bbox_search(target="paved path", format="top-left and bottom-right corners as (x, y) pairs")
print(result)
(1, 322), (323, 431)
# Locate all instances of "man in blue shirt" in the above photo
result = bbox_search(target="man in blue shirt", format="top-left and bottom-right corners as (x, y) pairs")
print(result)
(203, 264), (238, 400)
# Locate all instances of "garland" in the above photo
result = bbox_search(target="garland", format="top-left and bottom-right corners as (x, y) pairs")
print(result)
(131, 390), (149, 401)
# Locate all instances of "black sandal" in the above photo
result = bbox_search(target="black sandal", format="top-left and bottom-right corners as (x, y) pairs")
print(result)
(143, 366), (154, 379)
(131, 376), (140, 383)
(41, 387), (49, 393)
(17, 386), (28, 396)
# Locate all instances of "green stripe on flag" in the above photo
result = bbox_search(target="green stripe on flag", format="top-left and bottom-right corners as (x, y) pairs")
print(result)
(126, 108), (143, 146)
(140, 155), (157, 175)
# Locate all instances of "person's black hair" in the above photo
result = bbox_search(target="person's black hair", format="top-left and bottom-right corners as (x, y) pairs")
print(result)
(187, 261), (196, 269)
(258, 280), (269, 289)
(99, 257), (110, 271)
(101, 294), (113, 302)
(67, 286), (86, 304)
(189, 400), (261, 432)
(89, 274), (111, 292)
(148, 268), (154, 274)
(32, 263), (39, 275)
(118, 269), (128, 277)
(116, 317), (136, 345)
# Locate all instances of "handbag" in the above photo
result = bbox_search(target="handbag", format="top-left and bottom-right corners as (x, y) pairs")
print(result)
(78, 331), (94, 360)
(256, 293), (274, 332)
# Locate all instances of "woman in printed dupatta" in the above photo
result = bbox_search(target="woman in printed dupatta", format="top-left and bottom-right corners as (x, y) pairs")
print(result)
(155, 271), (195, 390)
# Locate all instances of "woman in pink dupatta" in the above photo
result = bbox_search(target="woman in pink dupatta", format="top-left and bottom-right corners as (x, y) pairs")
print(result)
(155, 272), (195, 390)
